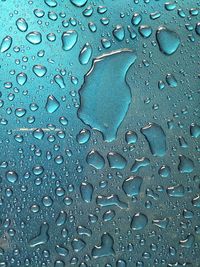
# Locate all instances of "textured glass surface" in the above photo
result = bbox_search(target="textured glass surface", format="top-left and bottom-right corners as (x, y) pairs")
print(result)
(0, 0), (200, 266)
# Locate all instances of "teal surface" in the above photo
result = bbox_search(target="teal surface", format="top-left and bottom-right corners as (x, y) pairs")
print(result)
(0, 0), (200, 266)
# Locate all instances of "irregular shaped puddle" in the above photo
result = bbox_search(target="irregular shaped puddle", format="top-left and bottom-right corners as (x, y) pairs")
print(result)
(78, 48), (136, 142)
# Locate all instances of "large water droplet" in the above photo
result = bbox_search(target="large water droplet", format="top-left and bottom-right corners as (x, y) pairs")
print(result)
(92, 233), (115, 258)
(16, 18), (28, 32)
(62, 30), (78, 51)
(6, 171), (18, 183)
(26, 31), (42, 45)
(107, 152), (127, 169)
(131, 213), (148, 230)
(86, 150), (105, 169)
(33, 65), (47, 77)
(141, 122), (167, 157)
(122, 176), (143, 197)
(79, 43), (92, 65)
(45, 95), (60, 113)
(156, 26), (180, 55)
(16, 72), (27, 86)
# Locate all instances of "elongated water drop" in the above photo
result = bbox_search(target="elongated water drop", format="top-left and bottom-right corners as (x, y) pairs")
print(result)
(141, 122), (167, 157)
(0, 36), (12, 53)
(79, 43), (92, 65)
(54, 74), (65, 88)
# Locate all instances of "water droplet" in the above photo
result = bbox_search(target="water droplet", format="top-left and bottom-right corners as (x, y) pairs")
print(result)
(156, 26), (180, 55)
(33, 128), (44, 140)
(26, 31), (42, 45)
(131, 157), (150, 172)
(190, 123), (200, 138)
(62, 30), (78, 51)
(131, 12), (142, 26)
(71, 238), (86, 252)
(6, 171), (18, 183)
(44, 0), (57, 7)
(178, 155), (194, 173)
(79, 43), (92, 65)
(45, 95), (60, 113)
(80, 182), (93, 203)
(125, 130), (138, 144)
(113, 25), (125, 41)
(70, 0), (88, 7)
(29, 222), (49, 247)
(131, 213), (148, 230)
(167, 184), (185, 197)
(16, 18), (28, 32)
(141, 123), (167, 157)
(55, 245), (69, 257)
(54, 74), (65, 89)
(92, 233), (115, 258)
(165, 2), (176, 11)
(107, 152), (127, 169)
(33, 65), (47, 77)
(179, 234), (194, 248)
(122, 176), (143, 197)
(103, 210), (115, 222)
(86, 150), (105, 169)
(158, 165), (171, 178)
(76, 129), (90, 144)
(152, 218), (169, 229)
(96, 194), (128, 209)
(16, 72), (27, 86)
(138, 25), (152, 38)
(166, 73), (178, 87)
(56, 210), (67, 226)
(0, 36), (12, 53)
